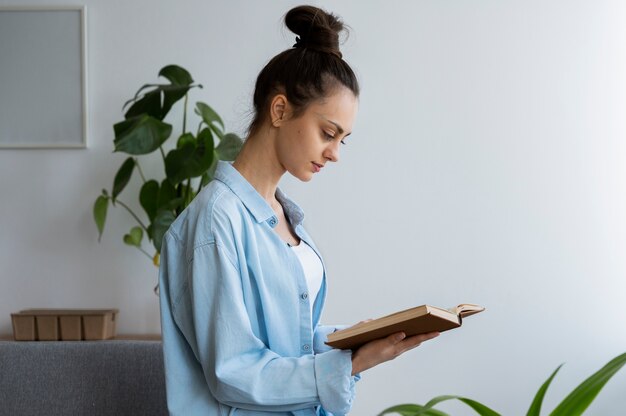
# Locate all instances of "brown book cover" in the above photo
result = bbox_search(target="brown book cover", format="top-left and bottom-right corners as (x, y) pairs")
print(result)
(325, 303), (484, 350)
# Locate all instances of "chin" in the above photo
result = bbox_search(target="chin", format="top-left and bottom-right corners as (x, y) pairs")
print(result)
(297, 173), (314, 182)
(289, 168), (314, 182)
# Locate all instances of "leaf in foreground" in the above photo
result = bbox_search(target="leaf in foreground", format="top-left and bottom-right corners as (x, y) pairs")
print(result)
(526, 364), (563, 416)
(550, 352), (626, 416)
(409, 395), (501, 416)
(378, 403), (450, 416)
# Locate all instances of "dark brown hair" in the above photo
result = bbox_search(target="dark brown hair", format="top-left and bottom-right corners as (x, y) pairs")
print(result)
(247, 5), (360, 137)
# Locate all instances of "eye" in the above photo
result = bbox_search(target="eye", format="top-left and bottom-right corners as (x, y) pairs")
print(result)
(322, 131), (335, 141)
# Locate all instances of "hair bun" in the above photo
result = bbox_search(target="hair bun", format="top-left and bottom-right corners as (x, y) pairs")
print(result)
(285, 5), (344, 59)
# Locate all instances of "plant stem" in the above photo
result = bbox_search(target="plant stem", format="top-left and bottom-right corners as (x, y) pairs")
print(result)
(134, 158), (147, 183)
(159, 146), (166, 162)
(116, 199), (149, 231)
(183, 93), (188, 134)
(137, 245), (153, 260)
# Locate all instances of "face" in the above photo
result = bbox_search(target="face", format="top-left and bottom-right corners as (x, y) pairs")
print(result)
(274, 86), (359, 182)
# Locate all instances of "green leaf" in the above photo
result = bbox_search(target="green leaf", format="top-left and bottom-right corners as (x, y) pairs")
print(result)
(123, 88), (162, 119)
(158, 65), (193, 86)
(412, 395), (501, 416)
(164, 142), (195, 185)
(378, 403), (449, 416)
(200, 154), (219, 188)
(114, 115), (172, 155)
(160, 197), (184, 212)
(177, 132), (196, 149)
(165, 130), (215, 184)
(210, 123), (224, 140)
(527, 364), (563, 416)
(457, 398), (501, 416)
(194, 128), (216, 169)
(112, 157), (135, 201)
(122, 65), (195, 121)
(139, 180), (159, 222)
(93, 195), (109, 242)
(550, 352), (626, 416)
(122, 83), (160, 112)
(196, 102), (224, 130)
(158, 179), (177, 210)
(216, 133), (243, 161)
(161, 84), (193, 120)
(201, 171), (212, 187)
(123, 226), (143, 247)
(123, 84), (193, 121)
(152, 210), (176, 252)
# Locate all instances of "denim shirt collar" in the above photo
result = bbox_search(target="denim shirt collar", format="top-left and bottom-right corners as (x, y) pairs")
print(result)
(214, 161), (305, 227)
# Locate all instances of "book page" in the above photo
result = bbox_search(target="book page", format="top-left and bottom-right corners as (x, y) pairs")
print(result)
(447, 304), (485, 317)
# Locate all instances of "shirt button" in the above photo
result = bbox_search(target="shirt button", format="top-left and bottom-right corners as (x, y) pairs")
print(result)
(300, 292), (308, 300)
(269, 217), (277, 226)
(302, 344), (310, 351)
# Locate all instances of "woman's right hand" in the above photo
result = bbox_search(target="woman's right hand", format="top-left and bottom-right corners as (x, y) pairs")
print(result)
(350, 331), (440, 376)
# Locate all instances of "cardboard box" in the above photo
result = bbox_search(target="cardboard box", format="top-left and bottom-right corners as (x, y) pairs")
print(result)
(10, 315), (36, 341)
(10, 309), (119, 341)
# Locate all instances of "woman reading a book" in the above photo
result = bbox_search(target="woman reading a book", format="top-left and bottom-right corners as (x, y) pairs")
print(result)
(158, 5), (439, 415)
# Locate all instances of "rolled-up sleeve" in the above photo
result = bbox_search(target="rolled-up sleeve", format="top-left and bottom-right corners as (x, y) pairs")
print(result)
(314, 349), (357, 414)
(313, 325), (339, 353)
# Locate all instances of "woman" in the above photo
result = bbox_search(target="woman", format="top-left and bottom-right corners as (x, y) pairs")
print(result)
(159, 5), (439, 415)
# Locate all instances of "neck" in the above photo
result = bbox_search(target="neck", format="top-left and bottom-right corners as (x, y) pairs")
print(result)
(231, 126), (286, 205)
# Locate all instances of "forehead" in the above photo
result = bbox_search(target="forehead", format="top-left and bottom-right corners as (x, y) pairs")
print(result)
(307, 87), (358, 132)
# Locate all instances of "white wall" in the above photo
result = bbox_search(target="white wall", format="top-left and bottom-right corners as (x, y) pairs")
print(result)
(1, 1), (625, 414)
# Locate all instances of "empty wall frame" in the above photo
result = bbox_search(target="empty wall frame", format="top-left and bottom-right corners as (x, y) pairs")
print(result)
(0, 6), (87, 148)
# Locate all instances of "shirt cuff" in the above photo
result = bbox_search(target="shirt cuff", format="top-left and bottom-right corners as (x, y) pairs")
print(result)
(313, 325), (340, 353)
(314, 349), (356, 415)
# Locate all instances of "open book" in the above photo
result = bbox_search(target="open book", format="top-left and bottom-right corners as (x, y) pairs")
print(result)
(326, 303), (485, 350)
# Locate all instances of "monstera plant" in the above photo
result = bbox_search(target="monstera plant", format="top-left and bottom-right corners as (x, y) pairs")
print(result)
(379, 351), (626, 416)
(93, 65), (243, 278)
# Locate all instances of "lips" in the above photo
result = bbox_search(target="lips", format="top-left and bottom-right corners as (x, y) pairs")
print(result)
(312, 162), (323, 173)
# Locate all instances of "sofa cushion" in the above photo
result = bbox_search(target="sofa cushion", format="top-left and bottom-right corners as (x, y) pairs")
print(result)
(0, 340), (167, 416)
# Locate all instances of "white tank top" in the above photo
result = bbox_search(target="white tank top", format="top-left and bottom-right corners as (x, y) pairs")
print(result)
(290, 240), (323, 319)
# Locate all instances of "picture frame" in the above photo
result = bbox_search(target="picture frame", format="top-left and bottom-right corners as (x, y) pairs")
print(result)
(0, 6), (87, 149)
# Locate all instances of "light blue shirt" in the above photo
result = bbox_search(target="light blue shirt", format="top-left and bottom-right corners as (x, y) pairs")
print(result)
(159, 161), (358, 416)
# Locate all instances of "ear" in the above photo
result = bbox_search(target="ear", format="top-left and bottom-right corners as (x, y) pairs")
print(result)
(269, 94), (289, 127)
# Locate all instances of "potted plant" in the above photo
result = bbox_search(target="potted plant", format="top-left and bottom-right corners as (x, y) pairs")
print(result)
(379, 351), (626, 416)
(93, 64), (243, 291)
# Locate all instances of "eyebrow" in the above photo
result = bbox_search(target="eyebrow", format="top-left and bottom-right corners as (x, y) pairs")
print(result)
(318, 115), (352, 137)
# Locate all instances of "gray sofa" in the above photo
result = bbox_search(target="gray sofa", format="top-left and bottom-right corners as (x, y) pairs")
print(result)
(0, 340), (168, 416)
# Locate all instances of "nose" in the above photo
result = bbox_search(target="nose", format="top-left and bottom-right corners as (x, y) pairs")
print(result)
(323, 141), (340, 163)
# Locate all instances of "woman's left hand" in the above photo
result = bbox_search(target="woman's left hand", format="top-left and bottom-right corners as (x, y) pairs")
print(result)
(350, 331), (440, 376)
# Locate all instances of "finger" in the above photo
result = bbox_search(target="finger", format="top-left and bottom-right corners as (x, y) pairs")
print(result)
(388, 331), (407, 344)
(351, 319), (374, 329)
(397, 332), (440, 350)
(415, 331), (440, 343)
(421, 331), (440, 340)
